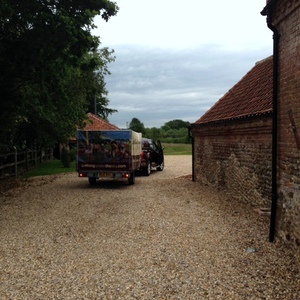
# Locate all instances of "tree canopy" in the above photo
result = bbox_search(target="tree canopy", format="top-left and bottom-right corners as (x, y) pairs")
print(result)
(129, 118), (146, 136)
(0, 0), (119, 150)
(162, 119), (190, 131)
(128, 118), (191, 144)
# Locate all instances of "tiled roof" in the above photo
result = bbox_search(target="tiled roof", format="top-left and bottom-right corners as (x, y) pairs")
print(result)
(82, 113), (120, 130)
(193, 56), (273, 125)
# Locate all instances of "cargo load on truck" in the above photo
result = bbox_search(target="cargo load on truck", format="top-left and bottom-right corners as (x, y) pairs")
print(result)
(77, 130), (142, 185)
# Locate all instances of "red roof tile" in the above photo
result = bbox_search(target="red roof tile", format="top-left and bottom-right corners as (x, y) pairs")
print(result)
(194, 56), (273, 125)
(82, 113), (120, 130)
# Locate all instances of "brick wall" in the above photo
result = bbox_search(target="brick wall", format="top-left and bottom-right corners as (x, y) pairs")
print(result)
(192, 116), (272, 207)
(272, 0), (300, 246)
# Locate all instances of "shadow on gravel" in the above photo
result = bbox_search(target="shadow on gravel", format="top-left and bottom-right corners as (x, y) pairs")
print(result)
(74, 169), (164, 190)
(73, 179), (141, 190)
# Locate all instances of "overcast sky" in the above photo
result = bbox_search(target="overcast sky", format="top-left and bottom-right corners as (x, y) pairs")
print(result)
(93, 0), (273, 128)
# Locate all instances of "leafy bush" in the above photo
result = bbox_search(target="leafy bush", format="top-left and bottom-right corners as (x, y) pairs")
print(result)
(140, 119), (191, 144)
(61, 147), (70, 167)
(69, 148), (76, 162)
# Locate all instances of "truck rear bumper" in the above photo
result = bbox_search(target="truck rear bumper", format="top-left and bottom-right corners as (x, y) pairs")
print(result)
(78, 171), (132, 180)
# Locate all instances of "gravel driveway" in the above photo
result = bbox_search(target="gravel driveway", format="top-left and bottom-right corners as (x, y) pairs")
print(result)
(0, 155), (299, 299)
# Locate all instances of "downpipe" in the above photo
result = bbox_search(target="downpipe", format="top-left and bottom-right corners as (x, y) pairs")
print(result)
(188, 126), (195, 181)
(262, 5), (280, 242)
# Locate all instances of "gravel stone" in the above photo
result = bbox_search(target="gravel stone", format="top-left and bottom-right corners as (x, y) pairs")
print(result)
(0, 155), (299, 299)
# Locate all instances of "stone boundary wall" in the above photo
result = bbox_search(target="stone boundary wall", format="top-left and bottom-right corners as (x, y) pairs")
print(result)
(192, 116), (272, 207)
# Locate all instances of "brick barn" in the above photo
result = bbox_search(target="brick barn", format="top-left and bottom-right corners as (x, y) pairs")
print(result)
(81, 112), (120, 131)
(56, 113), (119, 157)
(261, 0), (300, 246)
(191, 0), (300, 247)
(69, 112), (119, 145)
(190, 56), (273, 209)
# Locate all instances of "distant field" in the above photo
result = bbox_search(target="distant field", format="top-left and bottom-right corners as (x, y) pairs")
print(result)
(162, 143), (192, 155)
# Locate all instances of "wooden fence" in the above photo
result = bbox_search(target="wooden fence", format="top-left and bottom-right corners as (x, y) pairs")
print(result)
(0, 147), (53, 178)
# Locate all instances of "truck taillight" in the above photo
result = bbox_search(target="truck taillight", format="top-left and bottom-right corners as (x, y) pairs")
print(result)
(79, 173), (87, 177)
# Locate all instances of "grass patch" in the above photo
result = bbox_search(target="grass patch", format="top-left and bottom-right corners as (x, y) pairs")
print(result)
(162, 143), (192, 155)
(23, 160), (76, 178)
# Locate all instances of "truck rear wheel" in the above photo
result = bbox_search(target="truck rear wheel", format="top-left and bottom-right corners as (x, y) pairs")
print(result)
(143, 161), (151, 176)
(128, 172), (135, 185)
(157, 161), (164, 171)
(89, 177), (97, 185)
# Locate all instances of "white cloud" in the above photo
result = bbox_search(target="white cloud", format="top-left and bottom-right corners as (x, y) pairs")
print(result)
(104, 43), (273, 128)
(91, 0), (273, 128)
(94, 0), (271, 50)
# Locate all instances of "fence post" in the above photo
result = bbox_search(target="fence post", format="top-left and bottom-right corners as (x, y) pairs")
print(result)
(14, 147), (18, 177)
(35, 145), (38, 165)
(50, 147), (53, 160)
(26, 148), (29, 170)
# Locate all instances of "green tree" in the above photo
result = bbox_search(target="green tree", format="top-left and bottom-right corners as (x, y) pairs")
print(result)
(0, 0), (119, 149)
(160, 119), (190, 143)
(129, 118), (146, 135)
(162, 119), (190, 131)
(86, 48), (118, 120)
(146, 127), (161, 140)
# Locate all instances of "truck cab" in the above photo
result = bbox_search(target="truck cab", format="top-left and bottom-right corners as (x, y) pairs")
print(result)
(139, 138), (164, 176)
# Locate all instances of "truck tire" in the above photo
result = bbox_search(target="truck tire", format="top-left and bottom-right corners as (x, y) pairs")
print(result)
(128, 172), (135, 185)
(143, 161), (151, 176)
(89, 177), (97, 185)
(157, 161), (164, 171)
